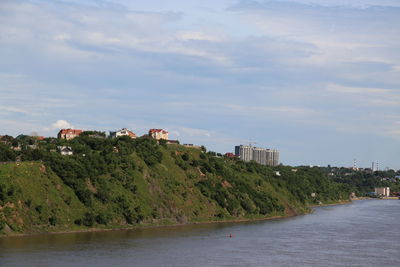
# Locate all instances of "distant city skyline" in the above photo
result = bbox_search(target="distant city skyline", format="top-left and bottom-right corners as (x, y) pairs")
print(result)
(1, 0), (399, 169)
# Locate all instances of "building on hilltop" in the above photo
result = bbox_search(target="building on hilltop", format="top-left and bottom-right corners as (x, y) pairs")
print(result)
(58, 129), (83, 140)
(224, 152), (237, 159)
(235, 145), (253, 162)
(253, 147), (267, 165)
(166, 140), (179, 145)
(266, 149), (279, 166)
(235, 145), (280, 166)
(149, 129), (168, 140)
(109, 128), (137, 139)
(183, 144), (201, 149)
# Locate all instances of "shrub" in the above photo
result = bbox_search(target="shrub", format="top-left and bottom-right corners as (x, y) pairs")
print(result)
(82, 212), (95, 227)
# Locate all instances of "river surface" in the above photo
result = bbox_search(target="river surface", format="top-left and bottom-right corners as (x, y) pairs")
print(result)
(1, 199), (399, 266)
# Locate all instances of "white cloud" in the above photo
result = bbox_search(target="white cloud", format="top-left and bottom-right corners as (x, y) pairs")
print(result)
(326, 83), (400, 107)
(0, 106), (28, 113)
(326, 84), (394, 95)
(177, 127), (212, 137)
(224, 104), (316, 117)
(52, 120), (73, 130)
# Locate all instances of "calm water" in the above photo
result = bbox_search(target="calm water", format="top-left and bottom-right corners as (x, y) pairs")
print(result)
(1, 199), (399, 266)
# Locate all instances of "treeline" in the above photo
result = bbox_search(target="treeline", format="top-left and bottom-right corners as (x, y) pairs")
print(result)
(320, 167), (400, 195)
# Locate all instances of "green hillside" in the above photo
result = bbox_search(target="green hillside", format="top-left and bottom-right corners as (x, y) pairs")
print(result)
(0, 135), (350, 235)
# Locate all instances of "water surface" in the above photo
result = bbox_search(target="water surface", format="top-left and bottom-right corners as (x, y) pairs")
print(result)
(1, 199), (399, 266)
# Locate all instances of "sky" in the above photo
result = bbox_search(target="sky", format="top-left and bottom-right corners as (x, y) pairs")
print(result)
(1, 0), (399, 169)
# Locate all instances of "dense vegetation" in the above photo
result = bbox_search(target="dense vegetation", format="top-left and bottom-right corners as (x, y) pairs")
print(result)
(1, 134), (351, 235)
(322, 167), (400, 196)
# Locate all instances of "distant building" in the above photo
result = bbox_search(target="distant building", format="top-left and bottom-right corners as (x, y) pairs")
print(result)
(253, 147), (267, 165)
(235, 145), (253, 162)
(58, 129), (83, 140)
(183, 144), (201, 149)
(266, 149), (279, 166)
(149, 129), (168, 140)
(26, 144), (38, 150)
(11, 145), (21, 151)
(166, 140), (179, 145)
(57, 146), (73, 156)
(375, 187), (390, 197)
(235, 145), (279, 166)
(30, 135), (45, 141)
(109, 128), (137, 139)
(224, 152), (237, 159)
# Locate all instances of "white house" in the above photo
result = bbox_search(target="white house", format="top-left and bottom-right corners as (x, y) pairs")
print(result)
(109, 128), (137, 139)
(149, 129), (169, 140)
(57, 146), (73, 156)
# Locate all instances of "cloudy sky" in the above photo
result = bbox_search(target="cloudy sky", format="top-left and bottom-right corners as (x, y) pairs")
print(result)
(1, 0), (399, 169)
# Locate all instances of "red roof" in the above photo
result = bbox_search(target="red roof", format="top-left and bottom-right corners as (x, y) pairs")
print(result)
(149, 129), (168, 134)
(224, 153), (237, 158)
(58, 129), (83, 135)
(126, 130), (136, 138)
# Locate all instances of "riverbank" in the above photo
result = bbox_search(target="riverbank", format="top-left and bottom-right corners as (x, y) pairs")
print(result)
(3, 200), (361, 238)
(308, 199), (352, 209)
(1, 211), (305, 238)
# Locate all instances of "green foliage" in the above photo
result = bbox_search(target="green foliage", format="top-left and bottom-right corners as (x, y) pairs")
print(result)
(321, 167), (400, 196)
(0, 135), (355, 235)
(82, 212), (95, 227)
(0, 144), (16, 162)
(134, 137), (163, 166)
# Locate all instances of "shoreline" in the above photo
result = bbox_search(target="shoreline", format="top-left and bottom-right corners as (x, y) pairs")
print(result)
(3, 199), (382, 238)
(0, 213), (301, 238)
(308, 200), (352, 209)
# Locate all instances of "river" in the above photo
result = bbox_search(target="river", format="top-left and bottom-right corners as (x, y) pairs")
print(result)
(1, 199), (399, 266)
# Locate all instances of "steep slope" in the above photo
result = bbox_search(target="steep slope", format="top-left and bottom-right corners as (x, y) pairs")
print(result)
(0, 137), (350, 235)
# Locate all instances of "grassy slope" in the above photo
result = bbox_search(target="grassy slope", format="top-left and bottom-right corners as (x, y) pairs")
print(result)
(0, 162), (86, 233)
(0, 145), (330, 235)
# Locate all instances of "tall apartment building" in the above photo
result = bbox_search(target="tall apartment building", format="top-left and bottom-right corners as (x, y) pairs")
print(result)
(235, 145), (280, 166)
(235, 145), (253, 162)
(266, 149), (280, 166)
(253, 147), (267, 165)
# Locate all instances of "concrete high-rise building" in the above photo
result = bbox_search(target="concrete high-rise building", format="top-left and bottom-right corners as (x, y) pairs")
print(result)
(266, 149), (279, 166)
(253, 147), (267, 165)
(272, 149), (279, 166)
(235, 145), (253, 162)
(235, 145), (279, 166)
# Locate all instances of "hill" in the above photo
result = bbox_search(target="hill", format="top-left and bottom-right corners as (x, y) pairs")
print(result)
(0, 136), (350, 235)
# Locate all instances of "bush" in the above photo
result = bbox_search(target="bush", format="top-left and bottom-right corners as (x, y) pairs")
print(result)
(49, 216), (57, 226)
(82, 212), (95, 227)
(95, 213), (109, 225)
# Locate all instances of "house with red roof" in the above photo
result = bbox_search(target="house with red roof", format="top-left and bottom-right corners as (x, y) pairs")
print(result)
(57, 129), (83, 140)
(149, 129), (169, 140)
